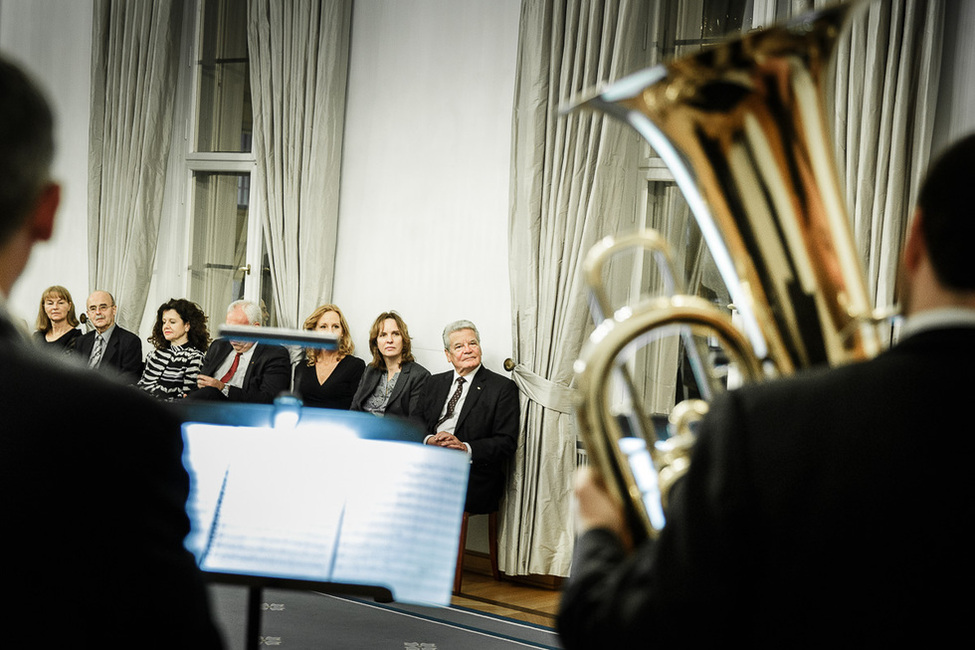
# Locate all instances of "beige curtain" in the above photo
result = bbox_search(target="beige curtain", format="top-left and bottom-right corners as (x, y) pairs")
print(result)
(246, 0), (352, 328)
(88, 0), (184, 330)
(828, 0), (945, 320)
(504, 0), (647, 577)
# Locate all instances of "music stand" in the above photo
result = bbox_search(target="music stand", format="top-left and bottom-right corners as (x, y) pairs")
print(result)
(175, 399), (470, 650)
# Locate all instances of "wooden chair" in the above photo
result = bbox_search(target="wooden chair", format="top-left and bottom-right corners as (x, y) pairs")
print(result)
(453, 510), (500, 594)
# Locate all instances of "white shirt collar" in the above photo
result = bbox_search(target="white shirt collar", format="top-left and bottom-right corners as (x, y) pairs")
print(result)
(453, 364), (481, 383)
(898, 307), (975, 340)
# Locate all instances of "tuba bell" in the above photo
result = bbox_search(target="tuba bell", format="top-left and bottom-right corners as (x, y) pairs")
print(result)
(566, 0), (888, 543)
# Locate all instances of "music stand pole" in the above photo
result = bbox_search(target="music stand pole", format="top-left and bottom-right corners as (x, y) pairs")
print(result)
(245, 585), (262, 650)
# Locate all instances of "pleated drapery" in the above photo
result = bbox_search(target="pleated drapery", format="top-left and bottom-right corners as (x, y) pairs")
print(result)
(504, 0), (647, 577)
(88, 0), (184, 331)
(828, 0), (945, 324)
(246, 0), (352, 328)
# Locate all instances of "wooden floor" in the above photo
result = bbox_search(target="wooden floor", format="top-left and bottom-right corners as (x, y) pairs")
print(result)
(450, 567), (562, 629)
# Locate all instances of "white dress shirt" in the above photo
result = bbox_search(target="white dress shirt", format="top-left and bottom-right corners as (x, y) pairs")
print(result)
(214, 342), (259, 395)
(428, 364), (481, 457)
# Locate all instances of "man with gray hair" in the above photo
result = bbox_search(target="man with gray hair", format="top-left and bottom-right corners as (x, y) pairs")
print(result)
(418, 319), (520, 514)
(0, 56), (222, 645)
(191, 299), (291, 403)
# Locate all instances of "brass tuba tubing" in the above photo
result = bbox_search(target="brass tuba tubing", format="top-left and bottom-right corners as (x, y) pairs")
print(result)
(574, 295), (764, 538)
(583, 229), (725, 401)
(567, 0), (885, 542)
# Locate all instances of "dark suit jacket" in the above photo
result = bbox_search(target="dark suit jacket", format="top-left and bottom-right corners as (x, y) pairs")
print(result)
(75, 324), (143, 382)
(350, 360), (431, 421)
(417, 364), (519, 514)
(193, 338), (291, 404)
(558, 327), (975, 648)
(0, 314), (222, 646)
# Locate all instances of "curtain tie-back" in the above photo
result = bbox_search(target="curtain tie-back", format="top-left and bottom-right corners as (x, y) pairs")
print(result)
(510, 363), (575, 414)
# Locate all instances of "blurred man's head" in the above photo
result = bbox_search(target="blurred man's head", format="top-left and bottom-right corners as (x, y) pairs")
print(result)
(0, 57), (60, 296)
(900, 134), (975, 315)
(914, 134), (975, 292)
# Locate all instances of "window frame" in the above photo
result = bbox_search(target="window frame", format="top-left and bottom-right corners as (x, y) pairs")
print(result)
(175, 0), (265, 314)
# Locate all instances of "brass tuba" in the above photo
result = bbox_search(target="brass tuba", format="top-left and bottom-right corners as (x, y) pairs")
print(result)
(566, 0), (887, 543)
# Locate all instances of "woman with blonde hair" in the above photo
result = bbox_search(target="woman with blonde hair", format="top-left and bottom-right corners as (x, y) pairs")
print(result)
(33, 285), (81, 353)
(351, 311), (430, 421)
(292, 303), (365, 409)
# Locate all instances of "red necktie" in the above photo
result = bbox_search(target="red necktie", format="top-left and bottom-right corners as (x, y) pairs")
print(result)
(220, 352), (242, 383)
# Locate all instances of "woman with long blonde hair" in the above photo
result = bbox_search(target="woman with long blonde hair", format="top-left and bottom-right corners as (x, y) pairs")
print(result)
(33, 285), (81, 353)
(292, 303), (365, 410)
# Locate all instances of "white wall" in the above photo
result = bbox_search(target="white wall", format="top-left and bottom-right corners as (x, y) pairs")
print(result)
(0, 0), (93, 328)
(334, 0), (520, 374)
(1, 0), (521, 373)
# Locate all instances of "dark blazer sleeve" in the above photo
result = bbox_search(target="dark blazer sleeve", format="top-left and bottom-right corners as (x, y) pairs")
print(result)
(197, 339), (228, 377)
(74, 330), (93, 358)
(115, 327), (144, 381)
(398, 361), (431, 420)
(459, 368), (520, 464)
(417, 371), (450, 435)
(227, 343), (292, 404)
(350, 365), (381, 412)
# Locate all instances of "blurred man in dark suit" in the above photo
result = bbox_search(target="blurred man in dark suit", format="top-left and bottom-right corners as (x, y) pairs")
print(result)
(558, 135), (975, 647)
(0, 56), (223, 647)
(418, 320), (519, 514)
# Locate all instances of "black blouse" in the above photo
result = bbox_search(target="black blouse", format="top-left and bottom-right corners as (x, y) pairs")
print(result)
(33, 327), (82, 355)
(292, 355), (366, 410)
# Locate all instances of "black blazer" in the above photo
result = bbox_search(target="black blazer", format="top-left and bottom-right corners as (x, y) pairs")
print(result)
(0, 314), (222, 645)
(350, 360), (431, 421)
(417, 365), (520, 514)
(74, 324), (143, 382)
(558, 327), (975, 647)
(195, 338), (291, 404)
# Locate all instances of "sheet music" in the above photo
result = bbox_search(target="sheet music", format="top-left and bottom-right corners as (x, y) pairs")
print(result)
(182, 423), (470, 606)
(330, 442), (469, 605)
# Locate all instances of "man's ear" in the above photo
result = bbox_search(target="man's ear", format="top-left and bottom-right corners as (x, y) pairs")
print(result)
(28, 182), (60, 243)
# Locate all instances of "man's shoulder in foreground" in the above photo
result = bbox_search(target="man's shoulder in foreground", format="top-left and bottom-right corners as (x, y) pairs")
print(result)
(0, 339), (223, 646)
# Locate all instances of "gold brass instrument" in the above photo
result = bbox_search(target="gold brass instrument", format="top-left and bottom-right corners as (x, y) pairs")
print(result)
(566, 0), (886, 542)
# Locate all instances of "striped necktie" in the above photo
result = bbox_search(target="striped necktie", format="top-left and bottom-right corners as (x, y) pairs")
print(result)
(88, 334), (104, 368)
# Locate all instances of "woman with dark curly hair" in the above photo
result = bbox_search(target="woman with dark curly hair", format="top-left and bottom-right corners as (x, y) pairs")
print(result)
(292, 303), (365, 409)
(137, 298), (211, 400)
(32, 285), (82, 353)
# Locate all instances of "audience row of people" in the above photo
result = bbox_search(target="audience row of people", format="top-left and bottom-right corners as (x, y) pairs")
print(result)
(33, 286), (520, 516)
(32, 286), (428, 415)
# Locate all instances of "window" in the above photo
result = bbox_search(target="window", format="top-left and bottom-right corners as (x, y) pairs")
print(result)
(182, 0), (275, 327)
